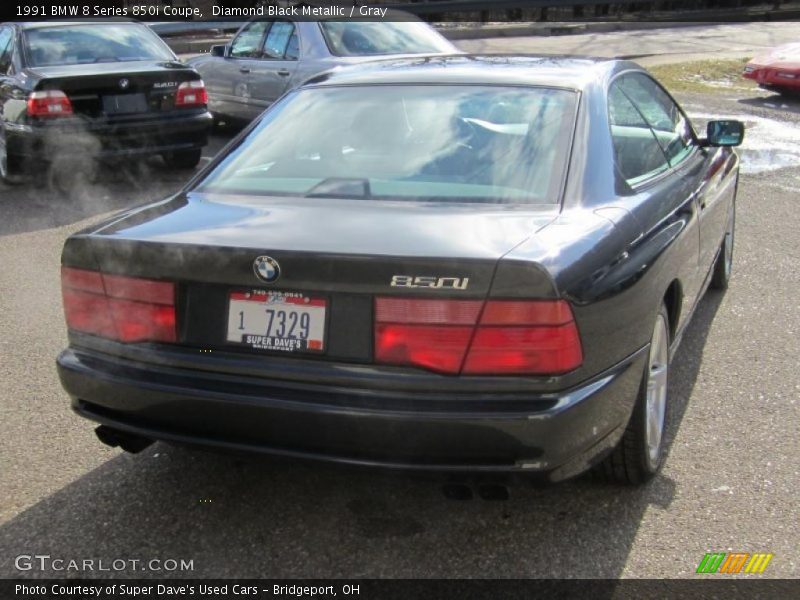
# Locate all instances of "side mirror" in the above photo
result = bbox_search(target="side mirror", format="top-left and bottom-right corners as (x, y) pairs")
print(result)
(705, 120), (744, 147)
(210, 44), (227, 58)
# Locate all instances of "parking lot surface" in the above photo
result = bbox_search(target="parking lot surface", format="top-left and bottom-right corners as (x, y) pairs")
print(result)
(1, 30), (798, 578)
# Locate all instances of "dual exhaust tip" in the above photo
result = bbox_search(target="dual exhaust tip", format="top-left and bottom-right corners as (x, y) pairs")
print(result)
(95, 425), (154, 454)
(94, 426), (512, 500)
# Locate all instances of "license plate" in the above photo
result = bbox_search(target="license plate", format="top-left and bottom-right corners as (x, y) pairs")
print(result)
(226, 291), (326, 353)
(102, 93), (148, 114)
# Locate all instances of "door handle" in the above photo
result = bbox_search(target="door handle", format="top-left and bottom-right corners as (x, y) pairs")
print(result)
(239, 67), (250, 74)
(277, 69), (291, 77)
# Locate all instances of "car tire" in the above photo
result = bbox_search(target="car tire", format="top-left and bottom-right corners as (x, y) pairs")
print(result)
(594, 303), (670, 485)
(0, 129), (23, 185)
(710, 197), (735, 290)
(162, 149), (202, 170)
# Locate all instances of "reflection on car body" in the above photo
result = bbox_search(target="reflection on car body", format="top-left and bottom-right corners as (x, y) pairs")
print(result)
(57, 56), (742, 485)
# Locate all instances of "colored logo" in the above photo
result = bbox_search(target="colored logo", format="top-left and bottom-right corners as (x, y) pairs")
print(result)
(253, 256), (281, 283)
(696, 552), (773, 574)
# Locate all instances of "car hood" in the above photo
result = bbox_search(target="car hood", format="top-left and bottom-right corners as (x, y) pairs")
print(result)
(95, 193), (558, 260)
(749, 42), (800, 68)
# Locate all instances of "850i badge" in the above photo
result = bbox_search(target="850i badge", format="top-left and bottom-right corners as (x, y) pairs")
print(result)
(390, 276), (469, 290)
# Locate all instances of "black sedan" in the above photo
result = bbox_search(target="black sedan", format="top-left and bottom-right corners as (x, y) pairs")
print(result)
(0, 20), (212, 183)
(57, 56), (743, 484)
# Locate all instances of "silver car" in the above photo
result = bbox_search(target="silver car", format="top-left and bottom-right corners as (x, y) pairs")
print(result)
(187, 18), (458, 123)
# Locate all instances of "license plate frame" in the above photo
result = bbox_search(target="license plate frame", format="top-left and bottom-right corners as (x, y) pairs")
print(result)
(225, 290), (327, 354)
(102, 93), (148, 115)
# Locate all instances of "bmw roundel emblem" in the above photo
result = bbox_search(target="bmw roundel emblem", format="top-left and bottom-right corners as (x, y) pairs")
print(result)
(119, 78), (130, 90)
(253, 256), (280, 283)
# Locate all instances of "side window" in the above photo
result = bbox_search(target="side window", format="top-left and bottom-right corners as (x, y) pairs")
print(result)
(617, 73), (694, 166)
(0, 27), (14, 75)
(229, 21), (270, 59)
(285, 31), (300, 61)
(608, 83), (670, 185)
(262, 21), (296, 60)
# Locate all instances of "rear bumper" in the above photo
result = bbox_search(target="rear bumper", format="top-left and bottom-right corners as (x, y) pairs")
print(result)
(7, 111), (212, 162)
(57, 345), (647, 479)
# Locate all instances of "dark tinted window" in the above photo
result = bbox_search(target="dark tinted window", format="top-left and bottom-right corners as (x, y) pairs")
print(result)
(23, 24), (173, 66)
(197, 85), (577, 204)
(320, 22), (452, 57)
(608, 83), (670, 185)
(285, 32), (300, 60)
(262, 21), (296, 59)
(230, 20), (269, 58)
(0, 27), (13, 74)
(616, 73), (694, 166)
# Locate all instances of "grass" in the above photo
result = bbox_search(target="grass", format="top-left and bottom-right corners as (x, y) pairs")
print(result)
(649, 58), (758, 94)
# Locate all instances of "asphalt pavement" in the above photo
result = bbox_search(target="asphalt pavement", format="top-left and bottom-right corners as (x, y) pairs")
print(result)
(1, 26), (798, 580)
(457, 20), (800, 65)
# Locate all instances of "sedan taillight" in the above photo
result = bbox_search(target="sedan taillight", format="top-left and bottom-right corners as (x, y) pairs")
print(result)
(27, 90), (73, 118)
(375, 297), (582, 376)
(175, 80), (208, 108)
(61, 267), (176, 343)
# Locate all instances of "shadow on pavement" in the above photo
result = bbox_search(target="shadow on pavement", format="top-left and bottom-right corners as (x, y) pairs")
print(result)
(0, 157), (193, 238)
(737, 93), (800, 114)
(0, 289), (725, 578)
(0, 127), (238, 238)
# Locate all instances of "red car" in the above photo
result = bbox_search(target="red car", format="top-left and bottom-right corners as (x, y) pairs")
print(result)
(743, 42), (800, 95)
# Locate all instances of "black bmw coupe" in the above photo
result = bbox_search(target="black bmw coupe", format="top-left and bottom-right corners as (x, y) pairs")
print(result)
(57, 56), (743, 484)
(0, 20), (212, 183)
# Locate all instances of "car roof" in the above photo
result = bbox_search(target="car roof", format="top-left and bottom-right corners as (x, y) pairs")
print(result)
(312, 55), (636, 91)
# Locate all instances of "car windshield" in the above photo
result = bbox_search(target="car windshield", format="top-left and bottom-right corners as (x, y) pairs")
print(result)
(196, 85), (577, 204)
(320, 21), (453, 56)
(23, 24), (174, 66)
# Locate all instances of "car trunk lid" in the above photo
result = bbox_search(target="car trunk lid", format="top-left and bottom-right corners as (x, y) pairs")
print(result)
(29, 61), (201, 119)
(77, 194), (558, 363)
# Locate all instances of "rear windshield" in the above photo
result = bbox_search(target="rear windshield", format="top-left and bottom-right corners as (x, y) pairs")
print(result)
(23, 24), (174, 67)
(319, 21), (453, 56)
(196, 85), (578, 204)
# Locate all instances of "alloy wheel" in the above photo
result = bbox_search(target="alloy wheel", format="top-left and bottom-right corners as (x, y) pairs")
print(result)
(645, 313), (669, 467)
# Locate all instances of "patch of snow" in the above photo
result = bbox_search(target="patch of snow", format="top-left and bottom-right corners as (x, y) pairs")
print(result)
(689, 112), (800, 174)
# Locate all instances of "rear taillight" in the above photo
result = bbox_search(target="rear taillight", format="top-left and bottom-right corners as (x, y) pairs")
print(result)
(375, 298), (582, 376)
(375, 299), (482, 373)
(61, 267), (176, 343)
(27, 90), (73, 118)
(175, 80), (208, 107)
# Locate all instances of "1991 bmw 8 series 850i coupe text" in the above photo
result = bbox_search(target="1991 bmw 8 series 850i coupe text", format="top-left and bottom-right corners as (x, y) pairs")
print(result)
(57, 56), (743, 484)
